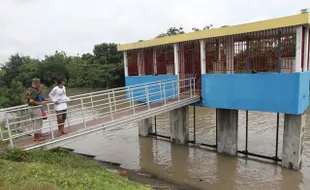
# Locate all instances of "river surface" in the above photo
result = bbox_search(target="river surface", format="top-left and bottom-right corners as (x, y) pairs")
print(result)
(62, 105), (310, 190)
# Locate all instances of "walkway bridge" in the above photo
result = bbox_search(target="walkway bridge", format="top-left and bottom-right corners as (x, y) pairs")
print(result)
(0, 78), (200, 150)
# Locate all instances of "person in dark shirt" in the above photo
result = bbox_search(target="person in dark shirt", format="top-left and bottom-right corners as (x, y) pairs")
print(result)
(25, 78), (46, 141)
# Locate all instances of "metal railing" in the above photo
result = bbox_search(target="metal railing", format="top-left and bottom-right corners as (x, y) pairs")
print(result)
(1, 78), (198, 148)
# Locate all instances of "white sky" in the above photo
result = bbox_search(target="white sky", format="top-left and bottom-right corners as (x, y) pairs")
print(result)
(0, 0), (309, 64)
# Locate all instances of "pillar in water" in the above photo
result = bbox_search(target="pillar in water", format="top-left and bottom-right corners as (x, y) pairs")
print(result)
(169, 106), (189, 144)
(138, 117), (153, 137)
(282, 113), (305, 170)
(217, 109), (238, 156)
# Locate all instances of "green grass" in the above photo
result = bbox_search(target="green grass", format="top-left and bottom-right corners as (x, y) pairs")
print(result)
(0, 124), (14, 140)
(0, 148), (152, 190)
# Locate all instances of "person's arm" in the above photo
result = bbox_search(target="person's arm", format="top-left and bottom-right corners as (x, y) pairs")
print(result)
(63, 87), (70, 101)
(27, 90), (45, 106)
(49, 87), (59, 104)
(29, 99), (45, 106)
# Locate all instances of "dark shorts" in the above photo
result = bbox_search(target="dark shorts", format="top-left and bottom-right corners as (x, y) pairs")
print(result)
(56, 110), (67, 122)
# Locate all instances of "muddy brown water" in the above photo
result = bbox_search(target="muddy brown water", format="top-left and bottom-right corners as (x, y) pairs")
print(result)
(62, 106), (310, 190)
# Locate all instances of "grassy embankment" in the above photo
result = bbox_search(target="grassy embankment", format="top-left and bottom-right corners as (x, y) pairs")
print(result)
(0, 147), (152, 190)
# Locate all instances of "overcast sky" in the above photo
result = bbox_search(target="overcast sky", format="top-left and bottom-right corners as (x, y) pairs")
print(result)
(0, 0), (309, 64)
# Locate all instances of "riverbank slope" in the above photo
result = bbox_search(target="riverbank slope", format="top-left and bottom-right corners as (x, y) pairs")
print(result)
(0, 148), (152, 190)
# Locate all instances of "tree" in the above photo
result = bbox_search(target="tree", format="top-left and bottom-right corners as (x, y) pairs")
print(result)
(192, 27), (200, 32)
(1, 54), (24, 87)
(16, 58), (41, 87)
(300, 8), (308, 13)
(192, 24), (214, 32)
(203, 24), (213, 30)
(155, 27), (185, 38)
(38, 51), (69, 86)
(93, 43), (122, 64)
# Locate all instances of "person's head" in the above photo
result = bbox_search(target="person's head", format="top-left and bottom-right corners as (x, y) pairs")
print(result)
(32, 78), (41, 89)
(56, 77), (65, 86)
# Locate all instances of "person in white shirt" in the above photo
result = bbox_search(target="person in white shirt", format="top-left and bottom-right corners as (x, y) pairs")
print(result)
(49, 77), (70, 136)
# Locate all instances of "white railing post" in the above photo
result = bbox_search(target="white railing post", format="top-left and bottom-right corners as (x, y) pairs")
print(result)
(108, 93), (114, 120)
(90, 94), (95, 119)
(66, 101), (71, 127)
(6, 114), (13, 147)
(80, 99), (87, 129)
(131, 89), (136, 115)
(160, 83), (163, 101)
(128, 87), (132, 108)
(0, 115), (4, 141)
(193, 78), (196, 96)
(178, 80), (180, 100)
(112, 90), (117, 112)
(190, 79), (193, 97)
(163, 83), (167, 105)
(47, 104), (54, 139)
(172, 81), (176, 99)
(145, 85), (150, 110)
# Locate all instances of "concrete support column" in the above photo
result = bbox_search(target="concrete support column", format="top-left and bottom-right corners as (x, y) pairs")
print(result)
(123, 51), (128, 77)
(293, 26), (303, 72)
(303, 27), (309, 71)
(226, 36), (234, 74)
(282, 113), (305, 170)
(217, 109), (238, 156)
(200, 39), (206, 75)
(170, 106), (189, 144)
(138, 117), (152, 137)
(153, 49), (157, 75)
(173, 43), (179, 76)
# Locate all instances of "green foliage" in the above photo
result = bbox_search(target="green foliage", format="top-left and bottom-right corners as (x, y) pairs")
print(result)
(192, 24), (214, 32)
(93, 43), (122, 64)
(2, 147), (28, 162)
(155, 27), (185, 38)
(0, 43), (125, 108)
(0, 149), (152, 190)
(0, 80), (25, 107)
(39, 51), (69, 86)
(300, 8), (308, 13)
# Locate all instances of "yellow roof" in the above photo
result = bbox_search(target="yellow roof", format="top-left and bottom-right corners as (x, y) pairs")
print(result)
(117, 13), (310, 51)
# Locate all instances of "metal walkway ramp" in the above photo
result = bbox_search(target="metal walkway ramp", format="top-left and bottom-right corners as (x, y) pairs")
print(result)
(0, 78), (200, 150)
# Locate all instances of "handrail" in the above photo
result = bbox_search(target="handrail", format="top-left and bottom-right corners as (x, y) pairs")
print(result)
(2, 77), (198, 147)
(0, 78), (177, 113)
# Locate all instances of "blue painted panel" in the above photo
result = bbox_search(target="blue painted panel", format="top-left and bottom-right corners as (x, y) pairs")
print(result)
(202, 72), (310, 114)
(298, 72), (310, 114)
(125, 75), (178, 103)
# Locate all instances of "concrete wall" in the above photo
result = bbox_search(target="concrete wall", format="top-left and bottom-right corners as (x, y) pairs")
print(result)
(125, 75), (178, 103)
(201, 72), (310, 114)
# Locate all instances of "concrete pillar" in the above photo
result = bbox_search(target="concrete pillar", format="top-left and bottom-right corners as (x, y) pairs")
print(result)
(282, 113), (305, 170)
(170, 106), (189, 144)
(200, 39), (206, 75)
(303, 28), (309, 71)
(173, 43), (179, 76)
(123, 51), (128, 76)
(153, 49), (157, 75)
(138, 117), (152, 137)
(217, 109), (238, 156)
(293, 26), (303, 72)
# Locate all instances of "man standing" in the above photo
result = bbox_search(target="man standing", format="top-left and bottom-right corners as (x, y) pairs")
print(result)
(49, 77), (69, 136)
(26, 78), (46, 141)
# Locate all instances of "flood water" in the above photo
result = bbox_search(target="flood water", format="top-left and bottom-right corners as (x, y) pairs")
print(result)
(61, 105), (310, 190)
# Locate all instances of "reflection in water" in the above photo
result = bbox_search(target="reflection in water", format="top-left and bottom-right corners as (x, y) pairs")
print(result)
(63, 107), (310, 190)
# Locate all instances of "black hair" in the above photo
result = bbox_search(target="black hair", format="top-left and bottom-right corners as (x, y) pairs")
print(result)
(56, 77), (64, 85)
